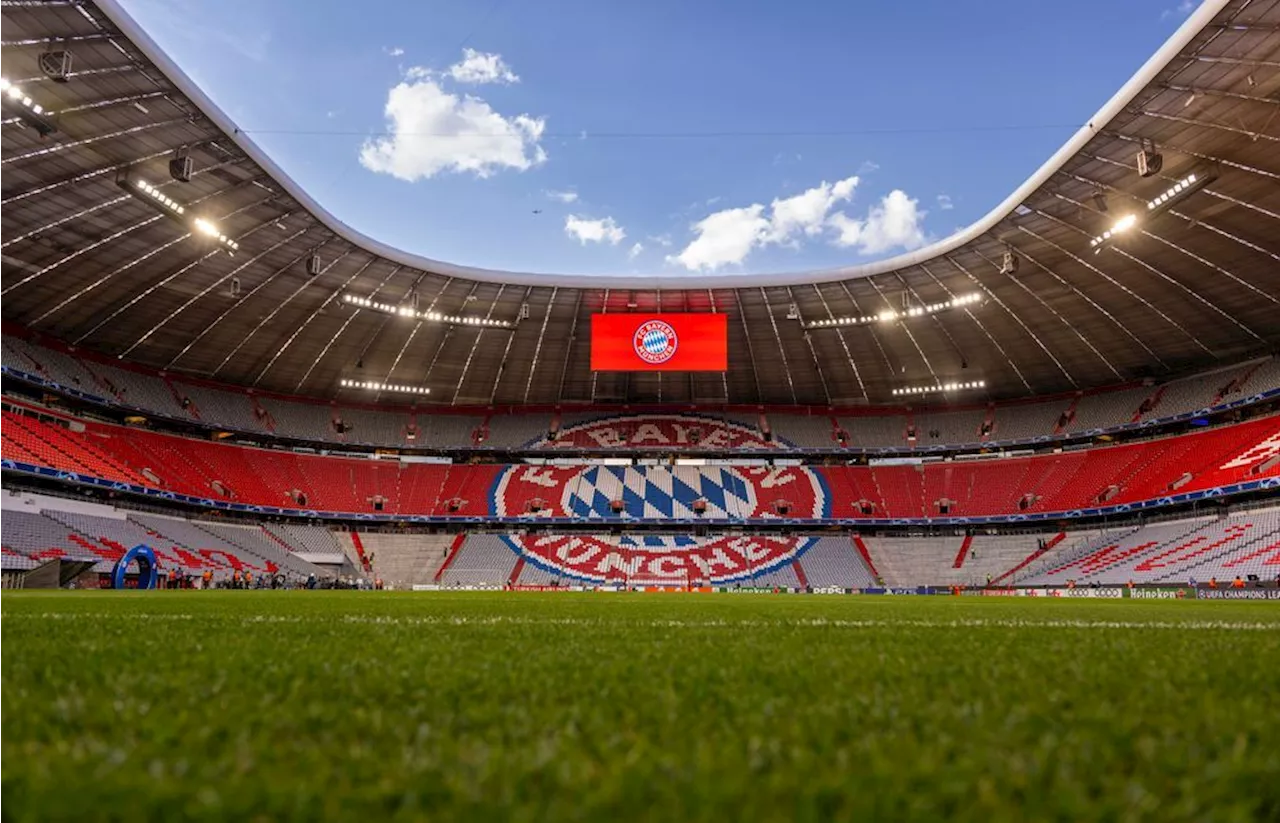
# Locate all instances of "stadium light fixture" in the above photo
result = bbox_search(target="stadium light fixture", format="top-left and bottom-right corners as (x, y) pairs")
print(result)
(891, 379), (987, 397)
(1144, 169), (1216, 214)
(803, 293), (981, 330)
(340, 378), (430, 395)
(1089, 213), (1139, 253)
(0, 76), (58, 136)
(341, 292), (514, 329)
(119, 177), (240, 253)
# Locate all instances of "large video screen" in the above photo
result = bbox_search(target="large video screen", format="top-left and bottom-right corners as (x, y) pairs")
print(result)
(590, 313), (728, 372)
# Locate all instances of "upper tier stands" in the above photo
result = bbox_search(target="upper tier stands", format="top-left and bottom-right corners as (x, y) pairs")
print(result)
(5, 334), (1277, 451)
(4, 407), (1278, 520)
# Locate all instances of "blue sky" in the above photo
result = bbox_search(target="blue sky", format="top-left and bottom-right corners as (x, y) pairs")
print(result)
(119, 0), (1202, 276)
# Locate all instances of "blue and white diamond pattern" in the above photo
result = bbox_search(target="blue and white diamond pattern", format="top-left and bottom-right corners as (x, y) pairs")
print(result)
(563, 466), (757, 519)
(642, 329), (671, 355)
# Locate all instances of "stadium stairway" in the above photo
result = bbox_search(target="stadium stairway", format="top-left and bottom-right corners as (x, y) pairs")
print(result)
(434, 533), (470, 582)
(953, 535), (974, 569)
(791, 559), (809, 588)
(349, 531), (372, 571)
(354, 533), (455, 588)
(851, 536), (880, 581)
(991, 531), (1066, 584)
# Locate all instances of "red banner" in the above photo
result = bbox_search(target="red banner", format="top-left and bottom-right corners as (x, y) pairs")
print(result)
(590, 314), (727, 371)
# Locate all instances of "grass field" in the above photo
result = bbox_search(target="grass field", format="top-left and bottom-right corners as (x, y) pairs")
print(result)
(3, 592), (1279, 822)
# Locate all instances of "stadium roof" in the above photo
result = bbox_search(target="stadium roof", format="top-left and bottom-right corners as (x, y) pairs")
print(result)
(2, 0), (1278, 407)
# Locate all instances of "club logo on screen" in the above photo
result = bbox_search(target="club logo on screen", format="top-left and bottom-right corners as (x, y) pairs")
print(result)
(633, 320), (678, 364)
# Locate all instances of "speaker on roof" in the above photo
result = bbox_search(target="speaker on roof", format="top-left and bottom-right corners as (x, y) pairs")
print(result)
(38, 51), (73, 82)
(169, 155), (194, 183)
(307, 253), (322, 276)
(1137, 148), (1163, 178)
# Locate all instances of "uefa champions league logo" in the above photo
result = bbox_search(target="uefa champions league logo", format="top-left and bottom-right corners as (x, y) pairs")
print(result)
(633, 320), (678, 364)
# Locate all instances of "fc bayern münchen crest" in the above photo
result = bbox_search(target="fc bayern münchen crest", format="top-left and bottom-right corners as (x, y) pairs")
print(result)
(633, 320), (678, 364)
(489, 415), (830, 584)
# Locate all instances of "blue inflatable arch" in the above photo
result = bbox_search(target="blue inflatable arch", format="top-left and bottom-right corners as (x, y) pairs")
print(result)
(112, 544), (158, 590)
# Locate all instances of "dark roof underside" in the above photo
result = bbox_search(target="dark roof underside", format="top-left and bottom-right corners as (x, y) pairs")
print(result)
(2, 0), (1279, 407)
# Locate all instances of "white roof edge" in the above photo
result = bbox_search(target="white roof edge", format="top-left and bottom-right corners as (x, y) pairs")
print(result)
(92, 0), (1226, 290)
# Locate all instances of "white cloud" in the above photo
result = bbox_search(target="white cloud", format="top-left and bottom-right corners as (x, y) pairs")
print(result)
(648, 233), (673, 248)
(936, 194), (954, 210)
(545, 189), (579, 204)
(385, 46), (404, 57)
(857, 160), (880, 175)
(627, 242), (644, 260)
(1162, 0), (1195, 19)
(359, 71), (547, 181)
(765, 176), (858, 245)
(830, 190), (928, 255)
(668, 176), (928, 271)
(667, 205), (770, 271)
(565, 215), (626, 246)
(447, 48), (519, 84)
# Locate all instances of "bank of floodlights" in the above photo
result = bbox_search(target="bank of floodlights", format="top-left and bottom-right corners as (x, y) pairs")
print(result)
(342, 292), (514, 329)
(0, 76), (57, 136)
(118, 177), (239, 254)
(804, 292), (982, 330)
(892, 379), (986, 397)
(339, 378), (430, 395)
(1089, 168), (1215, 254)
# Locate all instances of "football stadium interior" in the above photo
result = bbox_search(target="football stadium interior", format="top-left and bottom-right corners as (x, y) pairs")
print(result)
(2, 0), (1279, 819)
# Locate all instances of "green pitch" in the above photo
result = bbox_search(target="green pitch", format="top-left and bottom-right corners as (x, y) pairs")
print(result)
(3, 592), (1278, 822)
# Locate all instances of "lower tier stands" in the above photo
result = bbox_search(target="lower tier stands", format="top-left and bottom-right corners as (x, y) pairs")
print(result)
(342, 531), (455, 588)
(0, 490), (336, 581)
(1017, 507), (1280, 586)
(441, 533), (870, 588)
(3, 407), (1277, 520)
(4, 487), (1276, 588)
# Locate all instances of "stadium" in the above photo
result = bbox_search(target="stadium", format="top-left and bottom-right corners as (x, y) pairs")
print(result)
(2, 0), (1278, 819)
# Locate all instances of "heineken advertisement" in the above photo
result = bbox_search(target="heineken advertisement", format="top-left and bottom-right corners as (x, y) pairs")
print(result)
(1126, 587), (1192, 599)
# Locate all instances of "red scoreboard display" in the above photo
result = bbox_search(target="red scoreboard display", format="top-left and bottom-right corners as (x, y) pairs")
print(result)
(590, 313), (728, 372)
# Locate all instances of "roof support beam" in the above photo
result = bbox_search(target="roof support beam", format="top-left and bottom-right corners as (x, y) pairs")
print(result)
(555, 290), (584, 404)
(944, 253), (1076, 390)
(251, 256), (377, 386)
(757, 288), (799, 405)
(122, 227), (310, 358)
(29, 179), (276, 318)
(166, 240), (330, 369)
(1035, 197), (1264, 346)
(786, 286), (831, 406)
(487, 286), (531, 404)
(808, 283), (868, 402)
(522, 287), (557, 405)
(71, 200), (285, 345)
(917, 263), (1034, 394)
(972, 245), (1125, 381)
(292, 263), (402, 392)
(836, 281), (898, 393)
(733, 290), (763, 403)
(866, 277), (939, 386)
(451, 284), (505, 404)
(210, 247), (354, 377)
(1, 116), (188, 166)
